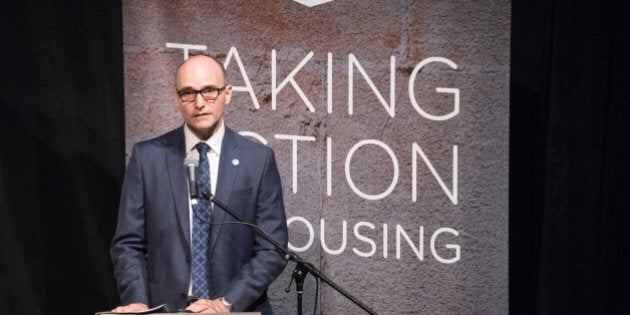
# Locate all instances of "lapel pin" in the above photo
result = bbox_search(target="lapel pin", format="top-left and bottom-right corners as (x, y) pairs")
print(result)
(232, 158), (240, 166)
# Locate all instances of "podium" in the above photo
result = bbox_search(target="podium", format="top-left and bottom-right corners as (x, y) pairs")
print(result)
(95, 302), (260, 315)
(160, 314), (259, 315)
(96, 311), (258, 315)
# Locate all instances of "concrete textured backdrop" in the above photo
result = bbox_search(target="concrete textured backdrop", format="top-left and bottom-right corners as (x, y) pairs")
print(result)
(123, 0), (509, 313)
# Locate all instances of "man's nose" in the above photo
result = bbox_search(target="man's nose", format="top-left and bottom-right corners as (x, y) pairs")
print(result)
(194, 93), (206, 108)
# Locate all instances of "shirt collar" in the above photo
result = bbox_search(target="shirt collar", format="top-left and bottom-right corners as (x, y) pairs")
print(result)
(184, 121), (225, 157)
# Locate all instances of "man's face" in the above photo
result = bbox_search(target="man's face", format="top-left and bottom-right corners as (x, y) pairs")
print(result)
(174, 56), (232, 140)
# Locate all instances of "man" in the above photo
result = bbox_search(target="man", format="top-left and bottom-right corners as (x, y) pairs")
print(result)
(110, 55), (288, 313)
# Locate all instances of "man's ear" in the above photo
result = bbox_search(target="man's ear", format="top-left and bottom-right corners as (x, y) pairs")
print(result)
(173, 90), (182, 109)
(223, 85), (233, 104)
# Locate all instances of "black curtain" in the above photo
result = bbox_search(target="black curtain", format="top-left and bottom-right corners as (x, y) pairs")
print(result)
(1, 1), (629, 314)
(510, 0), (630, 313)
(0, 1), (124, 313)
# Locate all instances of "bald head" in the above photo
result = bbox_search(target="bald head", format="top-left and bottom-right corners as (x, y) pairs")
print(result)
(175, 55), (227, 89)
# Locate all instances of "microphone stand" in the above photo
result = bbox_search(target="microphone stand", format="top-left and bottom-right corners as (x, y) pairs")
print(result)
(200, 191), (378, 315)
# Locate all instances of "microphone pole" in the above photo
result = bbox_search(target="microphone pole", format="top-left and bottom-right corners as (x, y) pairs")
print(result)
(199, 191), (378, 315)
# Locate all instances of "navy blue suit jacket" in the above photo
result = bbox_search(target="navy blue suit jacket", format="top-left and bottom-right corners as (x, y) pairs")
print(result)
(111, 126), (288, 313)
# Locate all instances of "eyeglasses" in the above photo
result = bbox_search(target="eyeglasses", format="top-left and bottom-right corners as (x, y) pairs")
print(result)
(176, 85), (226, 102)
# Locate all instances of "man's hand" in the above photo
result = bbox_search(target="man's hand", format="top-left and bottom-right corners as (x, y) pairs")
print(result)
(185, 298), (230, 313)
(111, 303), (149, 312)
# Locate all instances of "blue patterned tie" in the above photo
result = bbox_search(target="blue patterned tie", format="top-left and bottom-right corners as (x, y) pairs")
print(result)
(192, 142), (211, 298)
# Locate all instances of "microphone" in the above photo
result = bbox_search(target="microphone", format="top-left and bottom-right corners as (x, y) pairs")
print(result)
(184, 155), (199, 199)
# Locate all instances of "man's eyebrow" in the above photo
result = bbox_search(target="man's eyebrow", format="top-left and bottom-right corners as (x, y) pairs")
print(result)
(201, 85), (225, 89)
(178, 84), (224, 91)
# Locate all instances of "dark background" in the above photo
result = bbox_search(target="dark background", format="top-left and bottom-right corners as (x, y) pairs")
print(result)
(1, 1), (628, 313)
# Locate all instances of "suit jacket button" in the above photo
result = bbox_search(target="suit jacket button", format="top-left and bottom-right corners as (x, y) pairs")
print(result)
(185, 255), (191, 263)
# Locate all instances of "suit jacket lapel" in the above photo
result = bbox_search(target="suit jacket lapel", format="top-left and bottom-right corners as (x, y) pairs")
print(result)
(163, 127), (192, 249)
(209, 127), (239, 252)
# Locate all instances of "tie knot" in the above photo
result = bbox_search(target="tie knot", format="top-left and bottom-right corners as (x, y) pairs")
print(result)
(195, 142), (210, 155)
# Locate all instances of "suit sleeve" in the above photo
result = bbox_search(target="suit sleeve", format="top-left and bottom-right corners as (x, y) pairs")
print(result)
(224, 148), (289, 311)
(110, 144), (151, 306)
